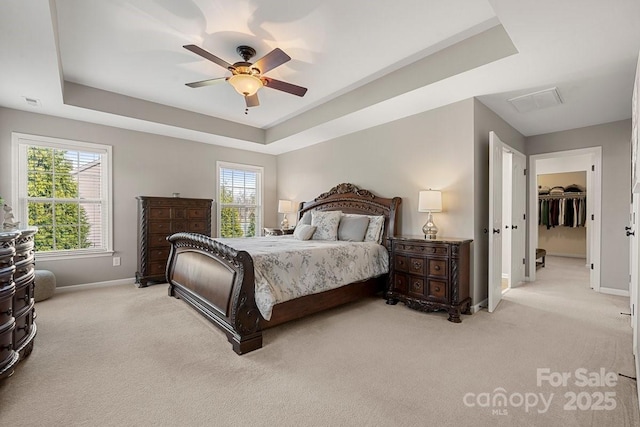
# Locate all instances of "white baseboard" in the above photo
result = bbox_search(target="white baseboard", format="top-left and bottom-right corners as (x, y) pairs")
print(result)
(599, 287), (630, 297)
(501, 273), (509, 280)
(471, 298), (487, 313)
(546, 253), (587, 259)
(55, 277), (136, 293)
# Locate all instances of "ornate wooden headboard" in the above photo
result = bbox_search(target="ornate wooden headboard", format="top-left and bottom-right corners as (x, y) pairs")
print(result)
(297, 183), (402, 249)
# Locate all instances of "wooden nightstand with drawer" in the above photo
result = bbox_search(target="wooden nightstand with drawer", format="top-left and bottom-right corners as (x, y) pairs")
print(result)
(386, 236), (472, 323)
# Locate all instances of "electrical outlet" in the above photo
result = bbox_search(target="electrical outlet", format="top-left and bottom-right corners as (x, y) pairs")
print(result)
(112, 256), (121, 267)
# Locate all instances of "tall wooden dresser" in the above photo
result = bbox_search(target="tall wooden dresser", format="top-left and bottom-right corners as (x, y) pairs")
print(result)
(386, 236), (472, 323)
(136, 197), (212, 287)
(1, 228), (37, 380)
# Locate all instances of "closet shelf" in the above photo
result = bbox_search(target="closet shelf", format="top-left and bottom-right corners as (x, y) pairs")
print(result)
(538, 191), (586, 200)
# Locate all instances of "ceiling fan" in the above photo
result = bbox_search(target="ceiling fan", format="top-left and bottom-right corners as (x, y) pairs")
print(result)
(183, 44), (308, 111)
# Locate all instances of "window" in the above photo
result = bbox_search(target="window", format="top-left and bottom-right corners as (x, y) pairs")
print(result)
(12, 133), (113, 259)
(217, 161), (263, 237)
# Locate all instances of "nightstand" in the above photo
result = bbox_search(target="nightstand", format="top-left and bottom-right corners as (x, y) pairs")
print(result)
(263, 228), (295, 236)
(386, 236), (472, 323)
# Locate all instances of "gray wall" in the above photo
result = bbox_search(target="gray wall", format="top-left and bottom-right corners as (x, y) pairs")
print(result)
(526, 120), (632, 291)
(0, 107), (277, 287)
(277, 99), (481, 301)
(472, 99), (526, 303)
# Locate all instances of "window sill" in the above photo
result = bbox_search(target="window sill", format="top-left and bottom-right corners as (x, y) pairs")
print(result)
(35, 249), (114, 262)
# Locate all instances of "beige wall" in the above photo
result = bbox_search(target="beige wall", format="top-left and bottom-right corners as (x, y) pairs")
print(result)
(537, 172), (587, 257)
(0, 107), (277, 287)
(526, 120), (631, 290)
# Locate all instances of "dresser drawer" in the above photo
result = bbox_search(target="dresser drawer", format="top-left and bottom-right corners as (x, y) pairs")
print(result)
(188, 221), (207, 232)
(427, 280), (448, 302)
(0, 287), (14, 325)
(394, 255), (408, 273)
(0, 326), (14, 365)
(409, 257), (426, 276)
(149, 222), (171, 234)
(407, 276), (426, 298)
(427, 259), (447, 278)
(393, 273), (408, 293)
(149, 208), (170, 220)
(147, 261), (167, 276)
(13, 282), (32, 315)
(149, 248), (170, 261)
(13, 309), (33, 346)
(187, 208), (207, 219)
(172, 208), (186, 219)
(171, 221), (188, 233)
(394, 242), (449, 256)
(148, 233), (171, 248)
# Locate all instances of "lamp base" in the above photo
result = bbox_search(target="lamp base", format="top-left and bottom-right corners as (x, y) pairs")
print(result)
(280, 214), (289, 230)
(422, 212), (438, 240)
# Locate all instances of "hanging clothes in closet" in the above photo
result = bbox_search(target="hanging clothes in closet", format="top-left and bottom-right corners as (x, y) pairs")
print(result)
(538, 185), (586, 230)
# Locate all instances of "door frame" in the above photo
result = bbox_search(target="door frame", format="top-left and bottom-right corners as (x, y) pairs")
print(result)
(527, 147), (602, 290)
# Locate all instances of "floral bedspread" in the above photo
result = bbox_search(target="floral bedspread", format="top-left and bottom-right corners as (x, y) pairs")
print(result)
(214, 236), (389, 320)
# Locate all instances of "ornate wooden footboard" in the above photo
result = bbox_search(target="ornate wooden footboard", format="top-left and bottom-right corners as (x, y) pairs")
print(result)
(166, 183), (401, 354)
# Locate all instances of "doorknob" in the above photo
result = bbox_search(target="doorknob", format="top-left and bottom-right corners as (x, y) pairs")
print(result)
(511, 225), (518, 229)
(627, 230), (635, 236)
(493, 228), (501, 234)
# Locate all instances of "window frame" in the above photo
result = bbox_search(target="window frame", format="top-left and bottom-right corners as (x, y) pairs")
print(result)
(12, 132), (114, 260)
(216, 161), (264, 238)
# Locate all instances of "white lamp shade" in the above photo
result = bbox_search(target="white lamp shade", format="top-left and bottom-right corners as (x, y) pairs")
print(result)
(278, 199), (293, 213)
(418, 190), (442, 212)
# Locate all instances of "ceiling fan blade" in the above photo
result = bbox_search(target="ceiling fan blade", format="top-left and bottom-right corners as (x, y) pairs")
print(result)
(262, 77), (307, 97)
(185, 77), (227, 88)
(183, 44), (233, 70)
(252, 48), (291, 74)
(245, 93), (260, 108)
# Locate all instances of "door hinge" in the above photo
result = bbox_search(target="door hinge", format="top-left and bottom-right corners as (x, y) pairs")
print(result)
(523, 213), (526, 220)
(524, 168), (527, 176)
(591, 214), (594, 220)
(591, 263), (594, 270)
(523, 258), (526, 265)
(591, 165), (595, 172)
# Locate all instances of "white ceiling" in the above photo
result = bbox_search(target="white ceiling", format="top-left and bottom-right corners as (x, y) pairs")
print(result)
(1, 0), (639, 155)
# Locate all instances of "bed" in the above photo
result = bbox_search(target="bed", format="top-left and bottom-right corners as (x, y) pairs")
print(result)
(166, 183), (401, 354)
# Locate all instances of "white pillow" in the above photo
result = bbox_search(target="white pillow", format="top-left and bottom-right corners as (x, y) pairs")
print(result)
(293, 224), (316, 241)
(344, 214), (385, 243)
(311, 211), (342, 240)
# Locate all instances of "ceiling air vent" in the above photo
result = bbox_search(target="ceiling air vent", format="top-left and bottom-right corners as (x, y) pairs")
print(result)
(507, 87), (563, 113)
(22, 96), (41, 107)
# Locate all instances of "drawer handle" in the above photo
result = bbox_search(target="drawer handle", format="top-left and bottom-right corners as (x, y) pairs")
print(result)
(434, 265), (440, 271)
(413, 281), (421, 289)
(1, 343), (11, 351)
(412, 261), (421, 269)
(23, 294), (30, 303)
(1, 308), (12, 316)
(435, 286), (441, 292)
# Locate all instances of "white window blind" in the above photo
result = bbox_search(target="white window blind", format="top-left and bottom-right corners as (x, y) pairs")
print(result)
(12, 133), (113, 258)
(217, 162), (263, 237)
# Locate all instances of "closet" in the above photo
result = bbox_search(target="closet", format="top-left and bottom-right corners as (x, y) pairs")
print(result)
(537, 172), (587, 259)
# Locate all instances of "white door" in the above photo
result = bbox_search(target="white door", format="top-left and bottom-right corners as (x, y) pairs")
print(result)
(630, 194), (638, 354)
(488, 131), (504, 312)
(510, 150), (527, 286)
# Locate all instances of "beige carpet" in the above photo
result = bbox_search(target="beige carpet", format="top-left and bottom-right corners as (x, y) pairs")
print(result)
(0, 256), (638, 426)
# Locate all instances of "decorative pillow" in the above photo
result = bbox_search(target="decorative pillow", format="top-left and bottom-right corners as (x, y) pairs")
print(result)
(293, 224), (316, 241)
(364, 215), (385, 243)
(299, 211), (312, 226)
(338, 215), (370, 242)
(311, 210), (342, 240)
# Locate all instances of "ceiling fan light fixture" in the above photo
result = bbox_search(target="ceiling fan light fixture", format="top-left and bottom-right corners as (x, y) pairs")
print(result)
(228, 74), (263, 97)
